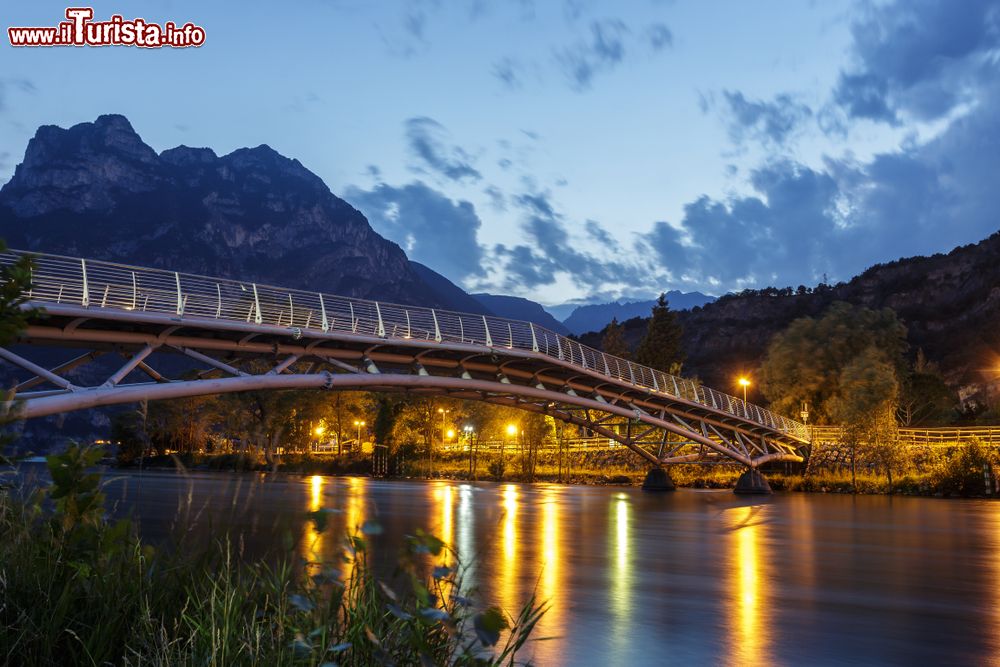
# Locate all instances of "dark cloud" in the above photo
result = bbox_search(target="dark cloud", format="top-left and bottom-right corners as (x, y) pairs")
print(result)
(0, 78), (36, 112)
(556, 19), (629, 90)
(834, 0), (1000, 123)
(722, 90), (813, 147)
(584, 219), (617, 248)
(643, 160), (839, 288)
(644, 78), (1000, 292)
(646, 23), (673, 51)
(404, 117), (482, 182)
(483, 185), (507, 211)
(492, 57), (524, 89)
(493, 191), (644, 292)
(345, 180), (487, 284)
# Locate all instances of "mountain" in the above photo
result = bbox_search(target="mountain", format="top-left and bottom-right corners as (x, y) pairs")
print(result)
(472, 293), (570, 335)
(410, 263), (490, 315)
(579, 232), (1000, 400)
(0, 114), (475, 311)
(561, 292), (715, 335)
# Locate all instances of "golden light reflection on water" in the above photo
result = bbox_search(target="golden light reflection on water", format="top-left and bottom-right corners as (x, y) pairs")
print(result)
(456, 485), (475, 574)
(302, 475), (326, 563)
(301, 475), (368, 573)
(500, 484), (520, 614)
(725, 504), (771, 667)
(432, 483), (456, 567)
(609, 493), (631, 660)
(541, 488), (565, 640)
(989, 506), (1000, 658)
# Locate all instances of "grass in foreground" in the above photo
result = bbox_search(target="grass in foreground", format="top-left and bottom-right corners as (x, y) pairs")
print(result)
(0, 445), (546, 666)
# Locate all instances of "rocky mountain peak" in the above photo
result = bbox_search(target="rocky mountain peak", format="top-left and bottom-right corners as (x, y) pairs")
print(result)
(0, 114), (490, 312)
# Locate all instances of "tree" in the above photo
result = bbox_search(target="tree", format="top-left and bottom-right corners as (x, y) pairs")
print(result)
(326, 391), (369, 455)
(634, 293), (684, 372)
(601, 317), (630, 359)
(760, 301), (908, 425)
(0, 241), (37, 463)
(829, 345), (901, 490)
(0, 241), (37, 345)
(898, 349), (956, 426)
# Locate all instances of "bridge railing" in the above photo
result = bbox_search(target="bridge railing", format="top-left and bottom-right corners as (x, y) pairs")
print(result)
(3, 250), (809, 441)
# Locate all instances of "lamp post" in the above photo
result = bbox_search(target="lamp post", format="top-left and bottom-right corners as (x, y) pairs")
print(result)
(313, 424), (325, 453)
(738, 377), (750, 403)
(501, 423), (517, 479)
(437, 407), (450, 445)
(353, 420), (366, 448)
(464, 424), (476, 478)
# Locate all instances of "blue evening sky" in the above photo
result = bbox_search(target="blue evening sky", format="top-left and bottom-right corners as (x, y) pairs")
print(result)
(3, 1), (999, 306)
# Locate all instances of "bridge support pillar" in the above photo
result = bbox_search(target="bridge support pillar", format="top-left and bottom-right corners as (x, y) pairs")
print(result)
(641, 467), (675, 492)
(734, 468), (772, 495)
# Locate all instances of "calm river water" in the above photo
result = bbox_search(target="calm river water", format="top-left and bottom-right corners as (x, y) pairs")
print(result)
(76, 470), (1000, 665)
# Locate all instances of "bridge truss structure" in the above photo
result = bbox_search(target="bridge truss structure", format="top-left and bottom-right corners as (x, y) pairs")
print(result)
(0, 250), (810, 470)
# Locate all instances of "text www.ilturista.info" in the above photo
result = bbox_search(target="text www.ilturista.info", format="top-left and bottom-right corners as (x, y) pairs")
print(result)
(8, 7), (205, 48)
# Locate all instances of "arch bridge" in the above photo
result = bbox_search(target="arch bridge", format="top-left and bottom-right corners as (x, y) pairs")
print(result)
(0, 250), (810, 488)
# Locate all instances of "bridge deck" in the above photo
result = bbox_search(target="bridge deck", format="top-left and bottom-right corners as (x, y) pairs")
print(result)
(1, 250), (810, 467)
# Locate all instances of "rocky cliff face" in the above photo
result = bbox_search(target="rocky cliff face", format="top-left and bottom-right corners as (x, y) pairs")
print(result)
(581, 232), (1000, 399)
(0, 114), (478, 309)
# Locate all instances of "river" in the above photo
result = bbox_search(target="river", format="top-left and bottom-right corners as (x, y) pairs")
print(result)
(64, 469), (1000, 665)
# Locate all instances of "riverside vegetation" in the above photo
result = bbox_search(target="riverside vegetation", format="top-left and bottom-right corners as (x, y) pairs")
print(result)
(0, 445), (546, 666)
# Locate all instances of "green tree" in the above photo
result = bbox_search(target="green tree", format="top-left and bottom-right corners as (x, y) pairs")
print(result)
(0, 241), (37, 463)
(601, 317), (630, 359)
(898, 349), (956, 426)
(634, 293), (684, 372)
(829, 345), (901, 489)
(760, 301), (908, 425)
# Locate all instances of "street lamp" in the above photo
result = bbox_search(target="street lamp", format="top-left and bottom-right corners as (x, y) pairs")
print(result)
(738, 377), (750, 403)
(506, 423), (518, 437)
(314, 424), (326, 437)
(353, 419), (366, 445)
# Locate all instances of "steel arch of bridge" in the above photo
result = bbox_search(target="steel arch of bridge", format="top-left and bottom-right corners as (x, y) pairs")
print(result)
(0, 250), (810, 469)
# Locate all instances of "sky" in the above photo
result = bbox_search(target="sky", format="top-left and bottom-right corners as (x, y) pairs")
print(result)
(3, 0), (1000, 307)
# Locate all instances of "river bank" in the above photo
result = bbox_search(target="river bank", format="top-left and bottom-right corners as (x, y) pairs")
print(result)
(117, 447), (998, 498)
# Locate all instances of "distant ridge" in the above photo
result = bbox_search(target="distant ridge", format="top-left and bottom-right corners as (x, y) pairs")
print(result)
(472, 293), (570, 335)
(561, 292), (715, 335)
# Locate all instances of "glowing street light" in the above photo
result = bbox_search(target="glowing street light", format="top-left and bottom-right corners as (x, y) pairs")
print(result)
(314, 424), (326, 437)
(438, 407), (450, 445)
(738, 377), (750, 403)
(506, 423), (518, 437)
(353, 419), (366, 444)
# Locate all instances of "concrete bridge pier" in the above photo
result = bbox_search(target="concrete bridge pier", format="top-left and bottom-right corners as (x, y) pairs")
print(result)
(733, 468), (772, 495)
(641, 467), (676, 492)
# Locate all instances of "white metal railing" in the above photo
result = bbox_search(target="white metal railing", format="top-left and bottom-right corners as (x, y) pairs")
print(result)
(2, 250), (810, 440)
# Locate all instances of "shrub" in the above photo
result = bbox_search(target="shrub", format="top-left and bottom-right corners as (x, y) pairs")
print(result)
(0, 445), (546, 666)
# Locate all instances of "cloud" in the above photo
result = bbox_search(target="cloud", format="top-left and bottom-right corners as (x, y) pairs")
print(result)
(345, 180), (488, 284)
(0, 78), (36, 112)
(404, 117), (482, 182)
(645, 23), (673, 51)
(555, 18), (630, 90)
(584, 219), (618, 248)
(644, 76), (1000, 292)
(722, 90), (812, 147)
(492, 57), (524, 89)
(493, 190), (644, 292)
(833, 0), (1000, 123)
(483, 185), (507, 211)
